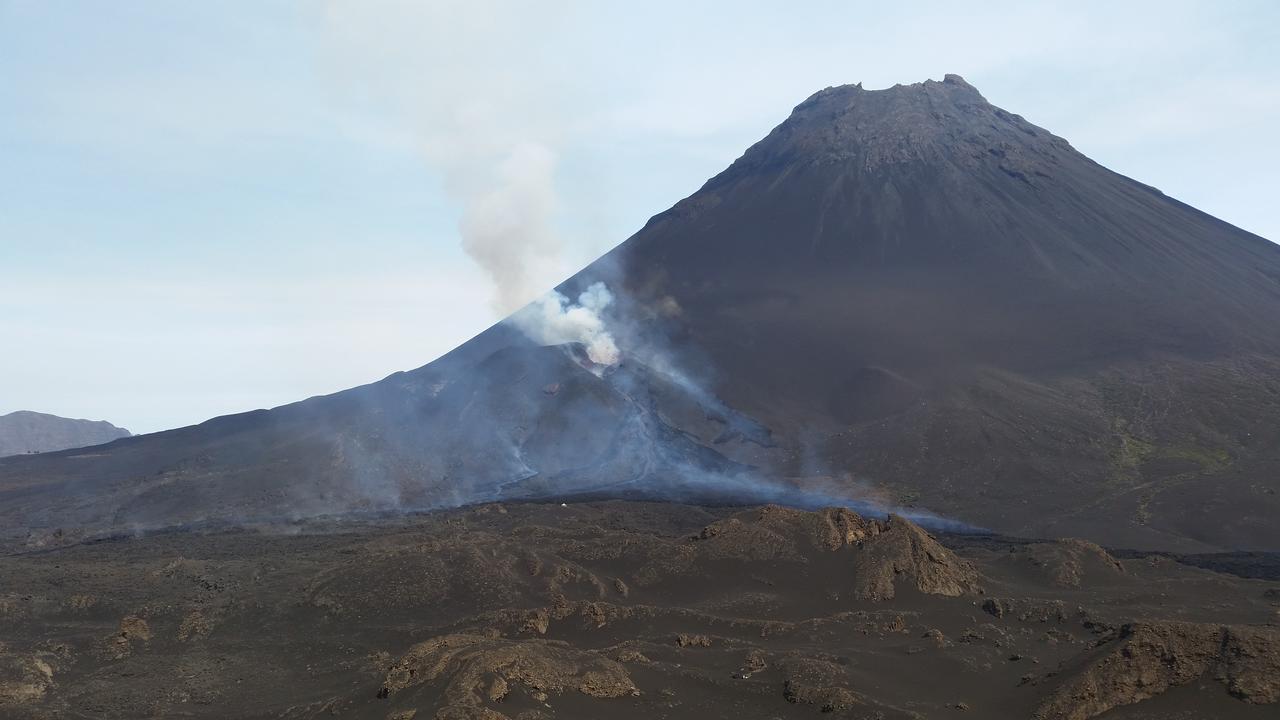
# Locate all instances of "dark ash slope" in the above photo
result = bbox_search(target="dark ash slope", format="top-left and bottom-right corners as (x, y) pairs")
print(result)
(575, 75), (1280, 550)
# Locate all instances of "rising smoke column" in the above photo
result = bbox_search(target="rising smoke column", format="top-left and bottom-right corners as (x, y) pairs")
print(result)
(321, 2), (583, 318)
(321, 3), (628, 364)
(317, 4), (978, 528)
(457, 142), (562, 314)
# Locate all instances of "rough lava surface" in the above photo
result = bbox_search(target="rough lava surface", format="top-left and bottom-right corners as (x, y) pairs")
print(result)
(1, 501), (1277, 719)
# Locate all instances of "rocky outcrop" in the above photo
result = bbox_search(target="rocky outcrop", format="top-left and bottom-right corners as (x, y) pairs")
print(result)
(382, 634), (637, 718)
(105, 616), (151, 660)
(1034, 622), (1280, 719)
(1023, 539), (1127, 588)
(693, 506), (981, 600)
(696, 505), (886, 556)
(0, 653), (53, 706)
(779, 656), (863, 712)
(846, 514), (981, 599)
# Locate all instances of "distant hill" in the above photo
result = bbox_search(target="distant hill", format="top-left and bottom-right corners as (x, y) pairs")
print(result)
(0, 411), (131, 457)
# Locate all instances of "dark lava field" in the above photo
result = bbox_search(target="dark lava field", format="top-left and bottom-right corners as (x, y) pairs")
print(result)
(2, 501), (1278, 719)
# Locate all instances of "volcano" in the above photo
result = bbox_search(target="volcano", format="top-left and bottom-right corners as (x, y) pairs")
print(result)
(3, 75), (1279, 552)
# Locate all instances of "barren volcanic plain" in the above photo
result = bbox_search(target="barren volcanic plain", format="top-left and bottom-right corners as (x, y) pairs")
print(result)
(3, 502), (1279, 719)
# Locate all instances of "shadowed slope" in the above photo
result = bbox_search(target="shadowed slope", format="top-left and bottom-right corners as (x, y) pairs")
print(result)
(568, 75), (1280, 549)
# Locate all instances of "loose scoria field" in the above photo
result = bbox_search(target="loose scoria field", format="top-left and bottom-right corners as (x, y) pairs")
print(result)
(2, 502), (1278, 719)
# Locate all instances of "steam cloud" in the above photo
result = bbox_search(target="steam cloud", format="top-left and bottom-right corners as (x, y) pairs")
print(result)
(510, 282), (620, 366)
(457, 142), (565, 315)
(321, 2), (583, 318)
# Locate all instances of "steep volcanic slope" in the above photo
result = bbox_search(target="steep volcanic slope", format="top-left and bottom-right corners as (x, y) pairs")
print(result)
(1, 76), (1279, 550)
(570, 75), (1280, 550)
(595, 76), (1280, 414)
(0, 411), (130, 457)
(0, 340), (779, 539)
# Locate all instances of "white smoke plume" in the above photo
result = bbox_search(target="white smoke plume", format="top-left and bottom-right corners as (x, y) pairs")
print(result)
(511, 282), (620, 366)
(320, 1), (579, 317)
(457, 142), (563, 313)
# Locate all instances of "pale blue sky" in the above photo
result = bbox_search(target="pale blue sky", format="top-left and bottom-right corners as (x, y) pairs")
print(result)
(2, 1), (1277, 434)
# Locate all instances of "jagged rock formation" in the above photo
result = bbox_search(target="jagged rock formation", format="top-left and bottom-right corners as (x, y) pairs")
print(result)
(1035, 622), (1280, 719)
(1021, 538), (1128, 588)
(382, 634), (638, 717)
(0, 653), (53, 706)
(0, 410), (129, 457)
(693, 506), (980, 599)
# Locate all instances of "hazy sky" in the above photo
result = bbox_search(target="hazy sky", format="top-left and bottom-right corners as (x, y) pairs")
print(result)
(2, 1), (1277, 434)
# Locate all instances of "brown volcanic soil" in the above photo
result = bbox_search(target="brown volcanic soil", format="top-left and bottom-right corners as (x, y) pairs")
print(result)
(1, 501), (1278, 719)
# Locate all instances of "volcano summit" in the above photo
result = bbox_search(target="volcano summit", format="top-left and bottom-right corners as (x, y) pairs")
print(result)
(3, 75), (1280, 553)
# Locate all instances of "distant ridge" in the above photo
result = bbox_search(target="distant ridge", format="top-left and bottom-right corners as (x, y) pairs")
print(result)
(0, 410), (131, 457)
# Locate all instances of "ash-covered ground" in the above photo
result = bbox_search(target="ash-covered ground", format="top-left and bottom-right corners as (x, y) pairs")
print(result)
(2, 501), (1277, 719)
